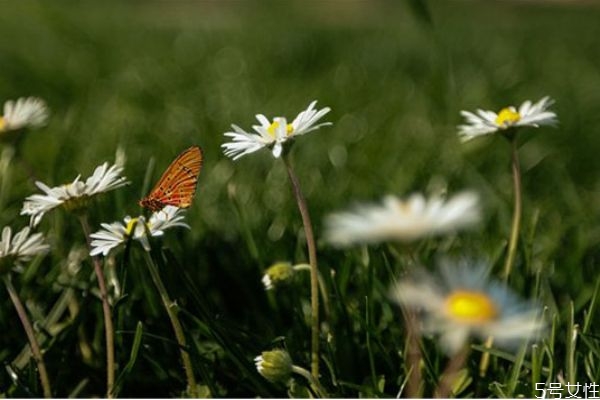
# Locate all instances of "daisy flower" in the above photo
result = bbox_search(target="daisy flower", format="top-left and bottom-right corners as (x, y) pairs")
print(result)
(0, 226), (50, 273)
(0, 97), (49, 134)
(324, 191), (480, 246)
(391, 260), (545, 355)
(261, 261), (314, 291)
(89, 206), (190, 256)
(255, 349), (293, 384)
(222, 100), (332, 160)
(21, 161), (129, 227)
(262, 262), (294, 290)
(458, 96), (557, 142)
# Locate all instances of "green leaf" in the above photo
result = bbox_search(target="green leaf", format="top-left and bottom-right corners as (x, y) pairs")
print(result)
(112, 321), (144, 397)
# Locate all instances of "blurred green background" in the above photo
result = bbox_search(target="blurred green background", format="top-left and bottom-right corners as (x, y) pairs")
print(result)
(1, 0), (600, 397)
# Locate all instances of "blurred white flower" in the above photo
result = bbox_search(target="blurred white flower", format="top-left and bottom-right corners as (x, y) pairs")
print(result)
(0, 226), (49, 271)
(222, 100), (332, 160)
(391, 260), (545, 355)
(324, 192), (480, 246)
(90, 206), (190, 256)
(458, 96), (557, 142)
(21, 162), (129, 227)
(0, 97), (49, 133)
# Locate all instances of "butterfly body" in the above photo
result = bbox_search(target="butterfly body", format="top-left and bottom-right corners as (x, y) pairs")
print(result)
(139, 145), (203, 212)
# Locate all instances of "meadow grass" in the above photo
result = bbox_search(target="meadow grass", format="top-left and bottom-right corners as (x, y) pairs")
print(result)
(1, 0), (600, 397)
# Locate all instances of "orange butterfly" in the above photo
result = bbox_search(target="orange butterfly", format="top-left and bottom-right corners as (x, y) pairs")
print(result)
(139, 146), (203, 212)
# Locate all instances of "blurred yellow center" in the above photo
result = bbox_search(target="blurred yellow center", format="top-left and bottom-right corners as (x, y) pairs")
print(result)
(267, 120), (293, 138)
(495, 107), (521, 127)
(444, 290), (498, 323)
(0, 116), (6, 132)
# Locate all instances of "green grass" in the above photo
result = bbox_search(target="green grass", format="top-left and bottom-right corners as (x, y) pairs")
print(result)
(1, 0), (600, 397)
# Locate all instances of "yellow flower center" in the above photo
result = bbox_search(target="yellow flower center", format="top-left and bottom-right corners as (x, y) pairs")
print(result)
(495, 107), (521, 128)
(125, 218), (140, 236)
(0, 116), (6, 132)
(444, 290), (498, 324)
(266, 120), (294, 139)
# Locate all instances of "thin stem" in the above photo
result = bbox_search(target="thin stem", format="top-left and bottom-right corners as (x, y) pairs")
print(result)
(14, 288), (75, 369)
(142, 250), (198, 396)
(502, 138), (522, 281)
(4, 275), (52, 398)
(291, 365), (328, 398)
(283, 156), (320, 379)
(434, 346), (470, 398)
(404, 309), (423, 398)
(478, 336), (494, 378)
(293, 264), (330, 318)
(79, 215), (115, 398)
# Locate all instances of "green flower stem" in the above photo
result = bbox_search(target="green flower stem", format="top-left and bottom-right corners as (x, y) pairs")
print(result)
(14, 288), (75, 369)
(0, 147), (14, 212)
(478, 336), (494, 378)
(434, 346), (470, 398)
(79, 215), (115, 398)
(502, 138), (522, 281)
(291, 365), (328, 398)
(293, 263), (330, 318)
(283, 156), (320, 379)
(4, 275), (52, 398)
(142, 251), (198, 397)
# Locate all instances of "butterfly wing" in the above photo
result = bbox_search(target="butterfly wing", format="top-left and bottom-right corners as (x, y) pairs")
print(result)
(140, 146), (203, 211)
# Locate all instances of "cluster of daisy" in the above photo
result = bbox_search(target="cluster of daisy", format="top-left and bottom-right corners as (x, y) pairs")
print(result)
(0, 95), (199, 398)
(1, 95), (193, 266)
(220, 97), (556, 387)
(0, 91), (557, 396)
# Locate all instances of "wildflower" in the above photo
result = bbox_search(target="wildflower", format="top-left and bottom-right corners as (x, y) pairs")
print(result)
(89, 206), (189, 256)
(0, 226), (49, 273)
(0, 97), (49, 134)
(391, 260), (545, 355)
(458, 96), (557, 142)
(261, 262), (296, 290)
(324, 192), (480, 246)
(21, 161), (129, 227)
(222, 100), (331, 160)
(255, 349), (293, 384)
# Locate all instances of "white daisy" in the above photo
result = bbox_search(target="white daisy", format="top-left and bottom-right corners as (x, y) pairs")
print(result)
(458, 96), (557, 142)
(324, 191), (480, 246)
(89, 206), (190, 256)
(390, 260), (545, 355)
(0, 226), (50, 272)
(147, 205), (190, 236)
(222, 100), (332, 160)
(21, 161), (129, 227)
(89, 216), (142, 257)
(0, 97), (49, 133)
